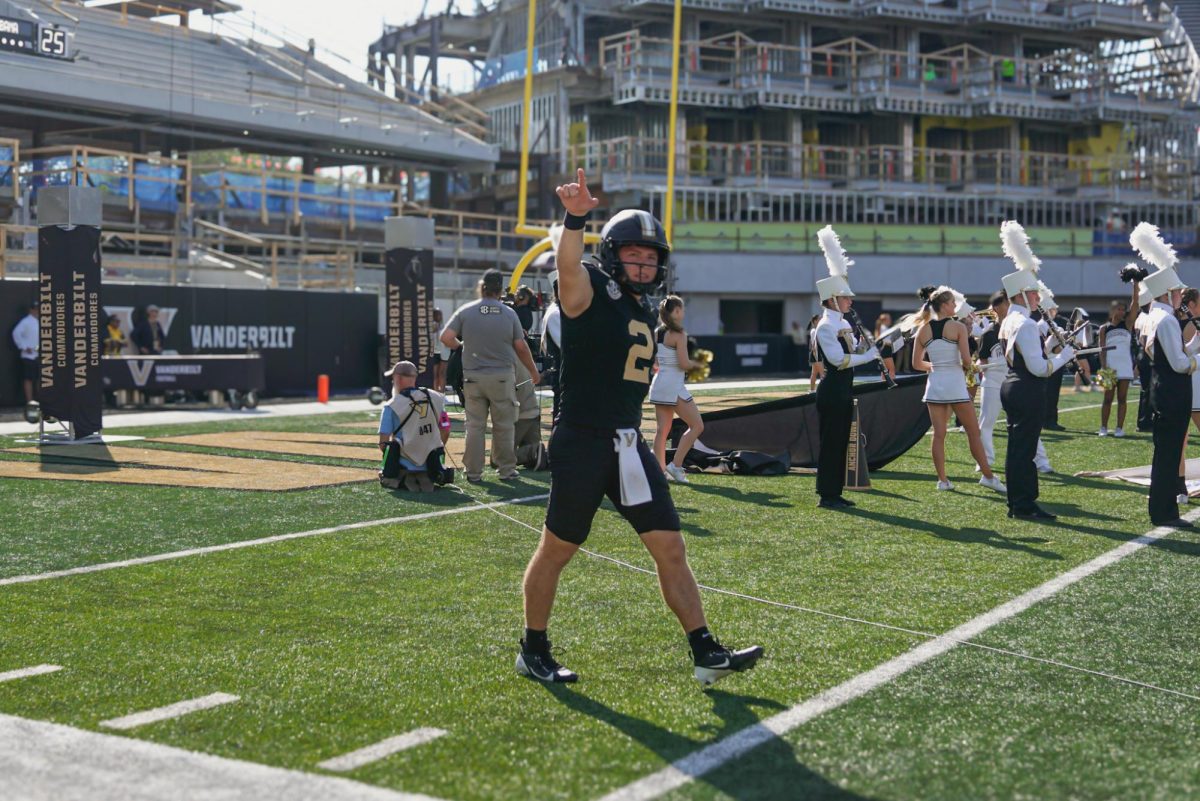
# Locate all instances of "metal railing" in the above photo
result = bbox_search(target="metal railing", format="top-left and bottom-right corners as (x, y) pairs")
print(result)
(192, 164), (406, 230)
(0, 137), (18, 204)
(0, 137), (1191, 285)
(568, 136), (1190, 197)
(21, 145), (193, 217)
(599, 28), (1196, 106)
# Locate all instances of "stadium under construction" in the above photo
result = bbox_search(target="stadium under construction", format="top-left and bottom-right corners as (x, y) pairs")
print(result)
(2, 0), (1200, 337)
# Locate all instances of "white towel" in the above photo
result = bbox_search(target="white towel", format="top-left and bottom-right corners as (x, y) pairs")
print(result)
(614, 428), (653, 507)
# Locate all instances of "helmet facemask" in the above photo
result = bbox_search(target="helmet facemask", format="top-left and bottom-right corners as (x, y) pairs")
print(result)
(596, 209), (672, 298)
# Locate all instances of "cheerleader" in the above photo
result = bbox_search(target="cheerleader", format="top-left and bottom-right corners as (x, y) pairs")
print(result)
(651, 295), (703, 484)
(1097, 282), (1141, 437)
(910, 286), (1006, 492)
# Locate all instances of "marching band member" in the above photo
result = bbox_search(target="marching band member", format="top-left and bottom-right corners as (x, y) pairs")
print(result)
(1069, 308), (1097, 393)
(1131, 222), (1198, 528)
(1097, 274), (1141, 437)
(956, 297), (981, 408)
(998, 222), (1076, 520)
(813, 226), (879, 510)
(1183, 288), (1200, 438)
(1039, 288), (1068, 432)
(874, 312), (897, 379)
(806, 313), (824, 391)
(976, 290), (1009, 470)
(1176, 286), (1200, 507)
(1135, 287), (1156, 433)
(910, 286), (1005, 492)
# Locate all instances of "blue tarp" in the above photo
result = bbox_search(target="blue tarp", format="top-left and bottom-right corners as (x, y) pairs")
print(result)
(194, 170), (397, 222)
(0, 146), (13, 189)
(133, 163), (181, 212)
(24, 157), (180, 211)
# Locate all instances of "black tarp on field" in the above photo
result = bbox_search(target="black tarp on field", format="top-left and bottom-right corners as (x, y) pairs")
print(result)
(674, 374), (930, 471)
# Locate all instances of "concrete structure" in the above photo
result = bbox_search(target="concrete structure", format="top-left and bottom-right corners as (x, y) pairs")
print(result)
(374, 0), (1200, 332)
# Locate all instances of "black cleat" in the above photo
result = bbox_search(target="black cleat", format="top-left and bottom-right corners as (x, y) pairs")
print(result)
(694, 643), (764, 687)
(1008, 507), (1057, 520)
(516, 640), (578, 683)
(818, 497), (854, 509)
(1155, 518), (1194, 529)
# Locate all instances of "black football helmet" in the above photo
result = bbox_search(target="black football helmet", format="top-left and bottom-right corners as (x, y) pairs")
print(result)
(597, 209), (671, 295)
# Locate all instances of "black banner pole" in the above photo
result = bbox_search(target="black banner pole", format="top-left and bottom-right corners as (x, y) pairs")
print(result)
(37, 186), (103, 441)
(383, 216), (436, 387)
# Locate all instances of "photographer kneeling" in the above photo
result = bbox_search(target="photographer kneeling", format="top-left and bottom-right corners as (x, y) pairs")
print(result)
(378, 360), (454, 492)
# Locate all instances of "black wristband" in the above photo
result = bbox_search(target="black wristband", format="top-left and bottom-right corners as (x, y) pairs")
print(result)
(563, 212), (590, 230)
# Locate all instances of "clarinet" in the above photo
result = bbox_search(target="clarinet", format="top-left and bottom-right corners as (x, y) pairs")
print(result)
(1043, 315), (1109, 364)
(1177, 303), (1200, 331)
(846, 308), (898, 388)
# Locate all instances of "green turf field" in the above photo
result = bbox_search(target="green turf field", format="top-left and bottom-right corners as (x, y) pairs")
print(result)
(2, 383), (1198, 800)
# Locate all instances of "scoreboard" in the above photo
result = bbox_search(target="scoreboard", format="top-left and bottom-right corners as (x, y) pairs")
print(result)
(0, 15), (70, 60)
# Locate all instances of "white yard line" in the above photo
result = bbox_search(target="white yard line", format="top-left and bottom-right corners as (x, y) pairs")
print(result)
(598, 509), (1199, 801)
(100, 693), (240, 731)
(317, 728), (448, 772)
(0, 664), (62, 683)
(0, 494), (549, 588)
(0, 712), (447, 801)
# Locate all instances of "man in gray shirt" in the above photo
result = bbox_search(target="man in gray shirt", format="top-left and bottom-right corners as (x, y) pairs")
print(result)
(442, 269), (541, 482)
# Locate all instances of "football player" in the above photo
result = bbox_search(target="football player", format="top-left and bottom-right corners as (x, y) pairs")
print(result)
(516, 169), (763, 686)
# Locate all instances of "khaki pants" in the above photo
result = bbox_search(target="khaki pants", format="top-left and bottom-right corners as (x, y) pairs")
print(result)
(464, 369), (519, 479)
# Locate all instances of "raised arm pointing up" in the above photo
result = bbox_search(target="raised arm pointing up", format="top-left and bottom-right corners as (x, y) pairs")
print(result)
(555, 168), (600, 318)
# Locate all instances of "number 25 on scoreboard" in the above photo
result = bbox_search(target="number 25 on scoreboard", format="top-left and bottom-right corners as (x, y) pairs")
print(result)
(39, 26), (67, 58)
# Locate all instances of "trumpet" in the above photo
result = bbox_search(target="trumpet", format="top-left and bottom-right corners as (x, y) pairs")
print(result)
(975, 309), (999, 322)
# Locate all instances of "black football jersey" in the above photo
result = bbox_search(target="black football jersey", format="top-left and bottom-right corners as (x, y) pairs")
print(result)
(558, 266), (658, 429)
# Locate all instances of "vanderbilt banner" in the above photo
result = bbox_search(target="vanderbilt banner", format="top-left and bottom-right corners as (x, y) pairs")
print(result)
(38, 225), (103, 438)
(384, 244), (434, 385)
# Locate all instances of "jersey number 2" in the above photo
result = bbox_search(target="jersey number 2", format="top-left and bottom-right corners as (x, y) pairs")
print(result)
(623, 321), (654, 383)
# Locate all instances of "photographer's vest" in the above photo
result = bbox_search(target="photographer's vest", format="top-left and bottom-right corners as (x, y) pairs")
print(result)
(386, 388), (446, 466)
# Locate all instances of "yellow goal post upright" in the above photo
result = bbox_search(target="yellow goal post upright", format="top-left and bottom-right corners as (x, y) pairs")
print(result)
(507, 0), (684, 294)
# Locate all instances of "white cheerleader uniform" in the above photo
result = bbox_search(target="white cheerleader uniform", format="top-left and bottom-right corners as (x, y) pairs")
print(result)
(921, 319), (970, 404)
(1099, 322), (1135, 381)
(649, 332), (693, 405)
